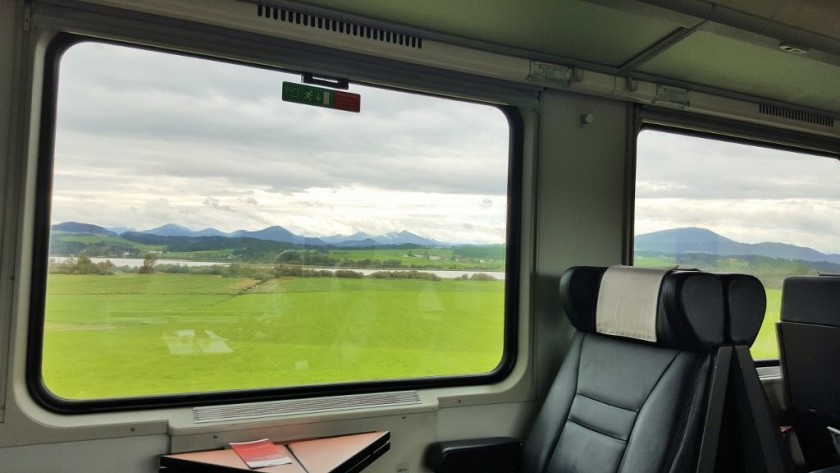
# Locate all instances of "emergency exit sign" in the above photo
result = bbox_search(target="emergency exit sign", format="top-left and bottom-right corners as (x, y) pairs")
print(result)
(282, 82), (361, 113)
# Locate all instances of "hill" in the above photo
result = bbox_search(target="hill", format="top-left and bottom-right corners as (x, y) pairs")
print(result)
(133, 223), (446, 247)
(140, 224), (194, 237)
(51, 222), (114, 235)
(635, 227), (840, 265)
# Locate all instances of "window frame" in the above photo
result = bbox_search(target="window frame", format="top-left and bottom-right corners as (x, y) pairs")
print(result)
(630, 106), (840, 365)
(27, 33), (524, 414)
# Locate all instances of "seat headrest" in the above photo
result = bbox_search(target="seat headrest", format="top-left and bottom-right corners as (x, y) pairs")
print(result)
(559, 266), (726, 351)
(718, 274), (766, 345)
(782, 275), (840, 327)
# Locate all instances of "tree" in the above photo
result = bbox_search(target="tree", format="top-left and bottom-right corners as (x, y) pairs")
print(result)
(275, 250), (301, 263)
(139, 252), (158, 274)
(76, 255), (95, 274)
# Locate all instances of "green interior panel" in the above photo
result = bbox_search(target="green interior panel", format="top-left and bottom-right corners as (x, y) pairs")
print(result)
(296, 0), (680, 67)
(638, 31), (840, 111)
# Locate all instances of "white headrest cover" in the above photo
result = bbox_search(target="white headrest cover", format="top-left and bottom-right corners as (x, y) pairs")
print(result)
(596, 266), (669, 342)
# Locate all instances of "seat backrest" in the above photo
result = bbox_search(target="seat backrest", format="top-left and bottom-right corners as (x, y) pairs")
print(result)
(718, 273), (766, 347)
(521, 266), (727, 473)
(778, 275), (840, 469)
(715, 274), (790, 473)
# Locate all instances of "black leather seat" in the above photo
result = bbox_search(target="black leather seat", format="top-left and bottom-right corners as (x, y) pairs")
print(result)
(714, 274), (790, 473)
(778, 275), (840, 470)
(427, 266), (733, 473)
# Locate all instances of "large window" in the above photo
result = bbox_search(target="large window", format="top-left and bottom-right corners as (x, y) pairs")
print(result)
(634, 128), (840, 360)
(33, 40), (515, 406)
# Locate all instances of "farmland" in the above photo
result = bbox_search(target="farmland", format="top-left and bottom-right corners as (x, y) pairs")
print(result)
(40, 228), (797, 401)
(48, 231), (506, 271)
(42, 269), (780, 402)
(42, 273), (506, 400)
(750, 288), (781, 361)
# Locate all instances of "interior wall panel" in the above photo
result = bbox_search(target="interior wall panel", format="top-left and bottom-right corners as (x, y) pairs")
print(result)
(0, 435), (168, 473)
(0, 0), (23, 428)
(532, 90), (629, 401)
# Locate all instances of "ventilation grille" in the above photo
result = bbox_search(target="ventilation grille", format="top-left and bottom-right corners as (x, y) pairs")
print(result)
(759, 104), (834, 128)
(193, 391), (421, 424)
(255, 4), (423, 49)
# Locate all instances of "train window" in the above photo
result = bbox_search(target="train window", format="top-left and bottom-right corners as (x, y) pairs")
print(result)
(634, 129), (840, 360)
(35, 41), (514, 405)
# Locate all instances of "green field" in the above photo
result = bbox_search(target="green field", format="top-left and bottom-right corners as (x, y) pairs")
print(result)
(327, 248), (504, 270)
(154, 249), (238, 260)
(43, 273), (505, 400)
(42, 266), (782, 400)
(49, 231), (506, 270)
(751, 288), (781, 360)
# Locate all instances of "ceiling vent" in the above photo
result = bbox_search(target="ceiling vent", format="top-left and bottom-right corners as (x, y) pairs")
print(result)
(758, 104), (834, 128)
(255, 4), (423, 49)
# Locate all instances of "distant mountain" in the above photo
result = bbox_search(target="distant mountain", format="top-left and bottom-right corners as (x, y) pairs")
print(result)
(57, 221), (450, 247)
(107, 226), (133, 235)
(749, 241), (836, 264)
(320, 230), (442, 246)
(335, 237), (379, 248)
(635, 227), (740, 255)
(321, 231), (374, 245)
(148, 224), (446, 246)
(137, 225), (231, 238)
(635, 227), (840, 265)
(302, 237), (329, 246)
(228, 226), (321, 245)
(233, 226), (299, 243)
(374, 230), (442, 246)
(52, 222), (114, 235)
(141, 224), (195, 237)
(196, 228), (229, 237)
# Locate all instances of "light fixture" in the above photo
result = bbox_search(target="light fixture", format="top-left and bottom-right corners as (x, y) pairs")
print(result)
(778, 42), (809, 54)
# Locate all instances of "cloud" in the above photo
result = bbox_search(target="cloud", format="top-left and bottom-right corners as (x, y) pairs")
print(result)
(49, 42), (512, 243)
(637, 130), (840, 200)
(49, 44), (840, 251)
(203, 197), (233, 212)
(240, 196), (259, 206)
(56, 43), (509, 196)
(636, 198), (840, 254)
(636, 129), (840, 253)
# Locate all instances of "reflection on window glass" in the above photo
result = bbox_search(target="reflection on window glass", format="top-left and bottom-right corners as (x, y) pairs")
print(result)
(635, 129), (840, 359)
(42, 42), (511, 400)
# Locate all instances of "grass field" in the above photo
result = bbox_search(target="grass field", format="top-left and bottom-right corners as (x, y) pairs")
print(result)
(751, 288), (781, 361)
(327, 249), (504, 270)
(42, 273), (505, 400)
(42, 269), (781, 400)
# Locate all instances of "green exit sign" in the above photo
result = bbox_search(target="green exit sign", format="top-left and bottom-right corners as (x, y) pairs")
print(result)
(282, 82), (361, 113)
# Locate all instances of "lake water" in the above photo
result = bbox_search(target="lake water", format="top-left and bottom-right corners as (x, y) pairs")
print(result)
(51, 257), (506, 280)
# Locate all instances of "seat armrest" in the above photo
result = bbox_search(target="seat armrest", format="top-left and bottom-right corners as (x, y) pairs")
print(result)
(810, 468), (840, 473)
(424, 437), (523, 473)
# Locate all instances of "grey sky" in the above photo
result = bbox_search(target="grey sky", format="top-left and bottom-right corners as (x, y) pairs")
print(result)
(53, 42), (509, 244)
(52, 42), (840, 252)
(637, 130), (840, 254)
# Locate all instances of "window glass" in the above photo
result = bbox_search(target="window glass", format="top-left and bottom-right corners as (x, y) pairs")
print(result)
(635, 129), (840, 359)
(41, 42), (511, 401)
